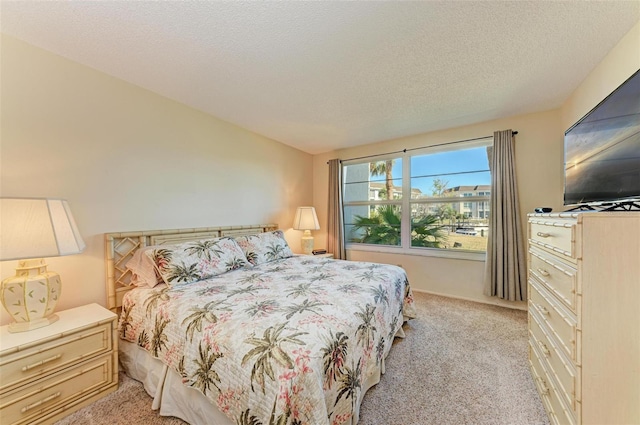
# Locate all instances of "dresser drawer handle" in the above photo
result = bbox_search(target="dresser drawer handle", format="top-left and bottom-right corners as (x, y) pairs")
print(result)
(21, 391), (61, 413)
(536, 378), (550, 395)
(22, 354), (62, 371)
(536, 232), (551, 238)
(537, 268), (550, 277)
(538, 340), (550, 357)
(536, 305), (550, 316)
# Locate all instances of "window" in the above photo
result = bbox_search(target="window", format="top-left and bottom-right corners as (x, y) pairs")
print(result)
(342, 139), (492, 256)
(343, 157), (403, 246)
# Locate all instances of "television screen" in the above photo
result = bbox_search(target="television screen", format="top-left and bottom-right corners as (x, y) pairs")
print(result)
(564, 69), (640, 206)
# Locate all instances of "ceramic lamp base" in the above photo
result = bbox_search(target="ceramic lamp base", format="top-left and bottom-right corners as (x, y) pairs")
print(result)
(301, 230), (314, 255)
(8, 314), (59, 332)
(1, 259), (61, 333)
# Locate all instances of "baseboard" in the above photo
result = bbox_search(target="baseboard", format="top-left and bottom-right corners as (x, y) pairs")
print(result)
(410, 288), (527, 311)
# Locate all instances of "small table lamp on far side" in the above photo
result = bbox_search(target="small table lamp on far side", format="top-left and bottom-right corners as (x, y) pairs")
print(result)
(293, 206), (320, 255)
(0, 198), (85, 332)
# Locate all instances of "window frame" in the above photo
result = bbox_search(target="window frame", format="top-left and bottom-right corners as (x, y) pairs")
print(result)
(342, 139), (492, 261)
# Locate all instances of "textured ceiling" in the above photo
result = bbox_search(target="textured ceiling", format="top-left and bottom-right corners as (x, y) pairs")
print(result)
(1, 1), (639, 154)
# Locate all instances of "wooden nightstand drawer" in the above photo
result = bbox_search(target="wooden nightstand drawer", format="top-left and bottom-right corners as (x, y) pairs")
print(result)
(0, 322), (113, 393)
(0, 353), (115, 425)
(0, 304), (118, 425)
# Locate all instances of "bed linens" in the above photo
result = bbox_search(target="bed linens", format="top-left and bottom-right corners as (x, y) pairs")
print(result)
(119, 256), (415, 425)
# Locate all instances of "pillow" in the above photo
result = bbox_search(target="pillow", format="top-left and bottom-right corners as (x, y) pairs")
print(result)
(234, 230), (293, 265)
(144, 237), (250, 286)
(125, 246), (165, 288)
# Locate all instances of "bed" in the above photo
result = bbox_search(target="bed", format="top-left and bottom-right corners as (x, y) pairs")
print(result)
(105, 224), (415, 425)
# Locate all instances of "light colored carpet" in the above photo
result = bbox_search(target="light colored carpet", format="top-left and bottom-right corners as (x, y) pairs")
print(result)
(55, 292), (548, 425)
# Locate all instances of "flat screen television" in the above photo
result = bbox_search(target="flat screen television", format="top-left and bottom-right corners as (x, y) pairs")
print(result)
(564, 69), (640, 207)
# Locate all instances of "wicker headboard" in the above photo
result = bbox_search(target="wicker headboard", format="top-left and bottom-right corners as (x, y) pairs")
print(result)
(104, 223), (278, 312)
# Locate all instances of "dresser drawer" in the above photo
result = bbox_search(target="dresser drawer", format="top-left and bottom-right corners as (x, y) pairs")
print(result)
(530, 341), (576, 425)
(529, 279), (579, 364)
(0, 322), (113, 393)
(529, 248), (577, 312)
(0, 353), (114, 425)
(530, 309), (579, 413)
(530, 219), (576, 259)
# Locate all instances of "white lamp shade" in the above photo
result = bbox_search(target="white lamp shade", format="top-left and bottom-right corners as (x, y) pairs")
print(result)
(0, 198), (86, 261)
(293, 207), (320, 231)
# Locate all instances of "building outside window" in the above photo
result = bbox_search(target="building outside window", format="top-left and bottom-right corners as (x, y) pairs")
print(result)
(342, 138), (492, 255)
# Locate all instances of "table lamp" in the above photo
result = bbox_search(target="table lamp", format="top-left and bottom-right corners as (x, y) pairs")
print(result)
(0, 198), (85, 332)
(293, 206), (320, 255)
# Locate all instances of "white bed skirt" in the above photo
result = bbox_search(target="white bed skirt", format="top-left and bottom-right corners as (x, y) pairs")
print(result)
(119, 326), (406, 425)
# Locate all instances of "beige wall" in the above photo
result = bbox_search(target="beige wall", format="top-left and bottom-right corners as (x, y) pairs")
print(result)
(562, 20), (640, 130)
(0, 35), (313, 325)
(312, 19), (640, 309)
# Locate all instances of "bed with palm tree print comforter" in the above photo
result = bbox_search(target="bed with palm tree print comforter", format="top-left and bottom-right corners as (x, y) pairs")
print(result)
(119, 255), (416, 425)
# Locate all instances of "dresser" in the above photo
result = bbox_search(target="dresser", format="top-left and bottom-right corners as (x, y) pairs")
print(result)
(527, 212), (640, 425)
(0, 303), (118, 425)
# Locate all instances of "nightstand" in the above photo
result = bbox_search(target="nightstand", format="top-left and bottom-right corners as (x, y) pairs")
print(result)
(0, 303), (118, 425)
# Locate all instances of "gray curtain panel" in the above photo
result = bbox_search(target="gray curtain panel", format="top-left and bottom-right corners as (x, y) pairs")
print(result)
(327, 159), (346, 260)
(484, 130), (527, 301)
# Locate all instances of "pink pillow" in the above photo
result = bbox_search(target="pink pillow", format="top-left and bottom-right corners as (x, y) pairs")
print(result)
(125, 246), (165, 288)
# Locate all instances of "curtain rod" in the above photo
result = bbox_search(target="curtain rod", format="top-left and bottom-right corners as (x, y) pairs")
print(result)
(327, 131), (518, 164)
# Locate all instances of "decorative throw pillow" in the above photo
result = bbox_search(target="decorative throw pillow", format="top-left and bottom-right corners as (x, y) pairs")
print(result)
(234, 230), (293, 266)
(125, 246), (165, 288)
(144, 237), (250, 286)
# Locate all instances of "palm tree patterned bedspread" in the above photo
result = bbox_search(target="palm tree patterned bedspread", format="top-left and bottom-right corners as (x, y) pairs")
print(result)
(119, 256), (416, 425)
